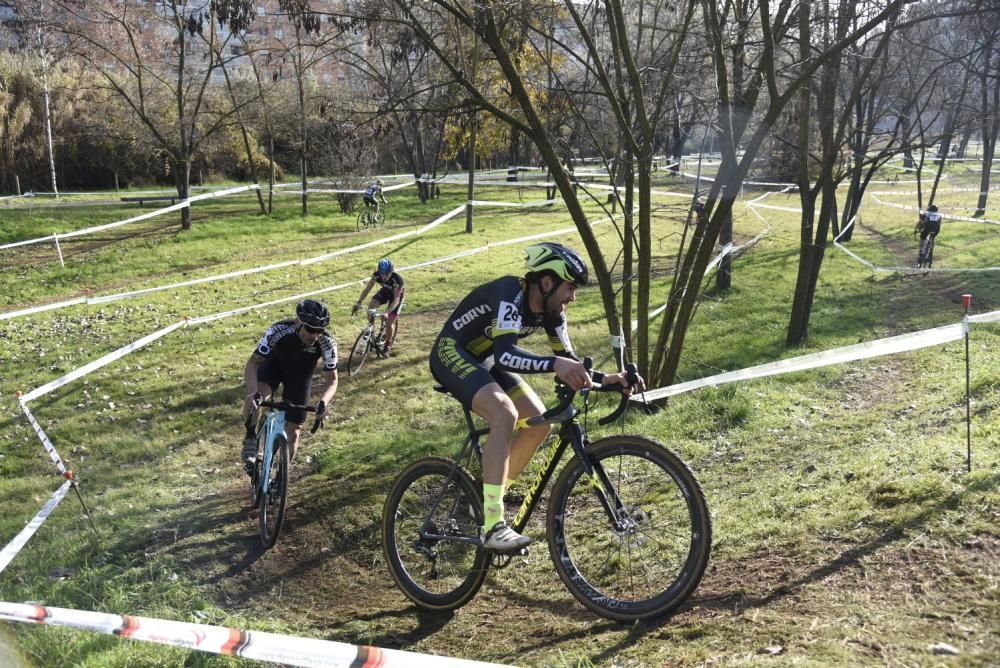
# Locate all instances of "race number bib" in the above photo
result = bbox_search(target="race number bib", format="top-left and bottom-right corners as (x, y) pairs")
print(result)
(496, 301), (522, 331)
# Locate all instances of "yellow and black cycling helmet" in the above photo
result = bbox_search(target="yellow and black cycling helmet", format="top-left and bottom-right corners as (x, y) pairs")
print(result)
(525, 242), (589, 286)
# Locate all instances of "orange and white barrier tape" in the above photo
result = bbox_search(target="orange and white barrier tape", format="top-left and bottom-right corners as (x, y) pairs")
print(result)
(0, 602), (509, 668)
(17, 399), (67, 473)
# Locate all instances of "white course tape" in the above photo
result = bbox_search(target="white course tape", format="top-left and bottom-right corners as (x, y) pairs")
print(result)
(637, 322), (967, 402)
(0, 185), (260, 251)
(0, 481), (72, 575)
(281, 180), (417, 195)
(869, 192), (1000, 226)
(0, 602), (508, 668)
(17, 400), (67, 473)
(970, 310), (1000, 324)
(301, 204), (465, 266)
(3, 204), (470, 319)
(629, 241), (741, 333)
(20, 321), (186, 403)
(469, 199), (557, 207)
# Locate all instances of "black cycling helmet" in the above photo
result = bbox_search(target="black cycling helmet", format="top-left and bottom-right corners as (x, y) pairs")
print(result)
(296, 299), (330, 329)
(928, 204), (938, 212)
(525, 242), (589, 286)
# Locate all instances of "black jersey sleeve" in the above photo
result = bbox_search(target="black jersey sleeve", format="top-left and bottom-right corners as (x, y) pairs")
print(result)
(492, 332), (557, 373)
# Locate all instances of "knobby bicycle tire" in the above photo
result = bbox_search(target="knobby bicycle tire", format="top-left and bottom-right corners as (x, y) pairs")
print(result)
(382, 456), (489, 611)
(547, 435), (711, 622)
(249, 453), (263, 510)
(357, 208), (374, 232)
(259, 435), (289, 549)
(348, 327), (373, 376)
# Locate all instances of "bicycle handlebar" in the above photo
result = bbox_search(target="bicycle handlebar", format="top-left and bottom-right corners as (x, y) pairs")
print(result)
(595, 362), (641, 426)
(532, 357), (641, 427)
(249, 400), (323, 433)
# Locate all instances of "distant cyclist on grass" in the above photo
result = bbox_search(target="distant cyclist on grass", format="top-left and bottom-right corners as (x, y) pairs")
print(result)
(241, 299), (339, 473)
(352, 258), (404, 357)
(429, 242), (643, 553)
(364, 178), (387, 213)
(915, 203), (942, 259)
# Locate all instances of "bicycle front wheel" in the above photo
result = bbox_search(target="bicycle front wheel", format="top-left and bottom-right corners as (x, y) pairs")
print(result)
(259, 435), (289, 549)
(374, 206), (386, 228)
(547, 435), (711, 622)
(347, 328), (372, 376)
(249, 455), (262, 510)
(382, 456), (489, 611)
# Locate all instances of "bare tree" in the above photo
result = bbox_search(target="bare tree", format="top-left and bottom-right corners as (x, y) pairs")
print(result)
(57, 0), (250, 229)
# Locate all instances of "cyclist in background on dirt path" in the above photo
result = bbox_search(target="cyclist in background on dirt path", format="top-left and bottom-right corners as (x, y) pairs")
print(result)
(352, 258), (404, 357)
(429, 242), (643, 553)
(915, 203), (942, 260)
(241, 299), (338, 472)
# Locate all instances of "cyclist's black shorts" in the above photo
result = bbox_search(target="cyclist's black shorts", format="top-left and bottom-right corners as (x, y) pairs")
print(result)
(257, 360), (312, 424)
(372, 286), (404, 315)
(364, 195), (377, 206)
(430, 336), (529, 408)
(920, 220), (940, 239)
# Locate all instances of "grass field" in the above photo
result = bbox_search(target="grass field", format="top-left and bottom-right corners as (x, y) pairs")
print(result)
(0, 168), (998, 667)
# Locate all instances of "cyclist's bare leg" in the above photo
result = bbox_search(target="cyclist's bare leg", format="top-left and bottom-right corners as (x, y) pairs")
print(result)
(471, 383), (518, 487)
(506, 389), (550, 482)
(285, 421), (304, 462)
(386, 312), (399, 348)
(471, 383), (535, 549)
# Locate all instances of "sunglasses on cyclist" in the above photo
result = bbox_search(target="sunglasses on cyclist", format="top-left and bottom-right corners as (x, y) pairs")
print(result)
(302, 324), (325, 334)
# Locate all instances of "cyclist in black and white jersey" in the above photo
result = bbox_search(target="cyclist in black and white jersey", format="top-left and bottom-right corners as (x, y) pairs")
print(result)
(916, 203), (942, 239)
(241, 299), (338, 472)
(429, 243), (642, 553)
(363, 179), (387, 210)
(915, 203), (943, 266)
(352, 258), (404, 357)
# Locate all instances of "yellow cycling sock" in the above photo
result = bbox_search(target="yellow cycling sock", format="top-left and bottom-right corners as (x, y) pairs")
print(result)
(483, 482), (504, 530)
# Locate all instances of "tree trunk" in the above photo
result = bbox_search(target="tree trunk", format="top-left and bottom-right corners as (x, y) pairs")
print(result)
(975, 35), (998, 217)
(178, 159), (192, 231)
(929, 66), (974, 205)
(622, 149), (634, 370)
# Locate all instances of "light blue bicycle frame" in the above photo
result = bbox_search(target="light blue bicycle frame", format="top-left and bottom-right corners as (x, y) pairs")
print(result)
(259, 408), (287, 496)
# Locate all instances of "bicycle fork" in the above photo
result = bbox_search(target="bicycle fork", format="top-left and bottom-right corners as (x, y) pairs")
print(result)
(564, 422), (632, 534)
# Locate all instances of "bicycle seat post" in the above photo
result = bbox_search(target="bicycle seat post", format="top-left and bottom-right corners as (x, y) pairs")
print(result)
(461, 404), (478, 436)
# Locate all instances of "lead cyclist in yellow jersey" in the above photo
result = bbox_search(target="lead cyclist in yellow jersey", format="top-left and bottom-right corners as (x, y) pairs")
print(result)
(429, 243), (642, 553)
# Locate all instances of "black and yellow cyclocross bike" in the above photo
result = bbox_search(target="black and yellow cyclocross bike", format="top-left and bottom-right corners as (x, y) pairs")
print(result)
(381, 358), (711, 622)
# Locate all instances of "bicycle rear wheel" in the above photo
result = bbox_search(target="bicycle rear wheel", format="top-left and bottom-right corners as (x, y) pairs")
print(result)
(259, 435), (289, 549)
(357, 208), (371, 232)
(547, 435), (711, 622)
(347, 327), (372, 376)
(382, 456), (489, 611)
